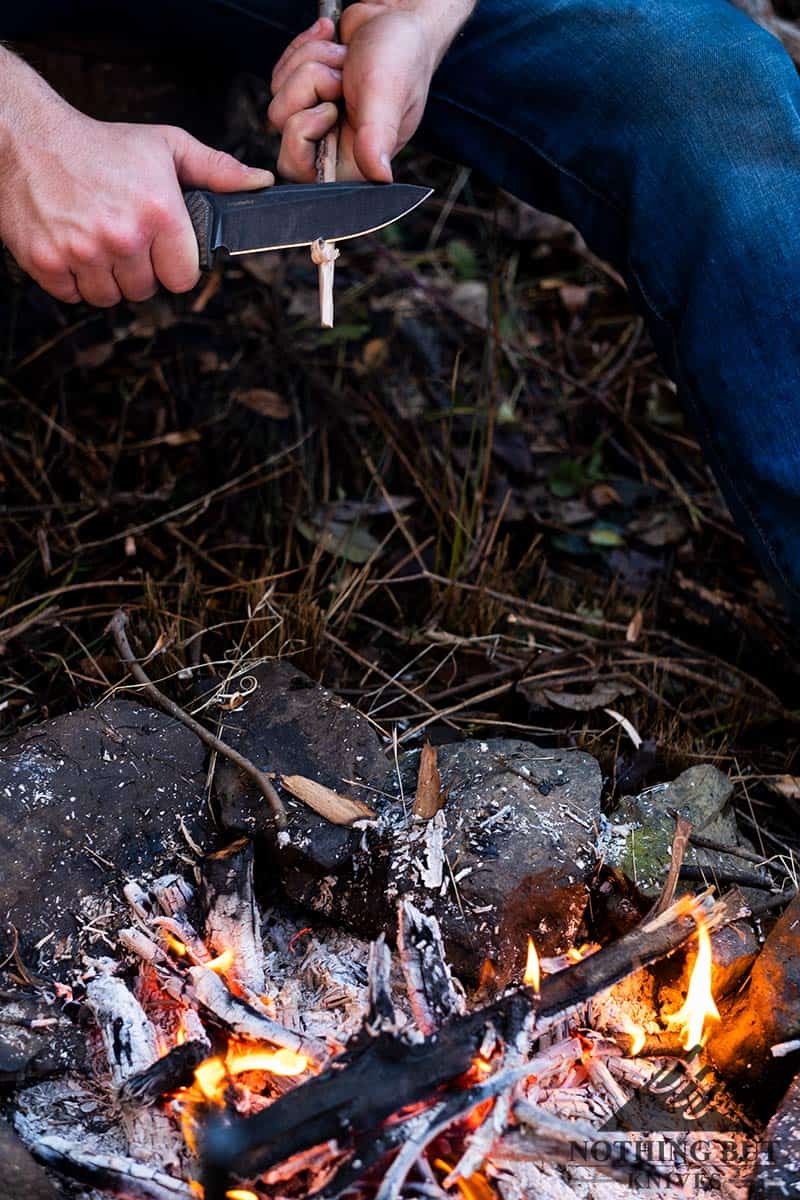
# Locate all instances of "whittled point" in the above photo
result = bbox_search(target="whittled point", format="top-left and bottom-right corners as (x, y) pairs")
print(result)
(312, 238), (340, 328)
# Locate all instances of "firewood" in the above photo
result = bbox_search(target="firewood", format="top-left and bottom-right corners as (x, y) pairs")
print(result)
(200, 891), (740, 1196)
(201, 841), (266, 994)
(365, 935), (398, 1035)
(397, 899), (464, 1034)
(119, 1040), (211, 1105)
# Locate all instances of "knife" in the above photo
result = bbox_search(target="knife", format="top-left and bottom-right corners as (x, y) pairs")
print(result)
(185, 180), (431, 270)
(1, 181), (432, 281)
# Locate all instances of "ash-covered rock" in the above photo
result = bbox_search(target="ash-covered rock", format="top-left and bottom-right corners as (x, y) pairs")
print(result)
(600, 764), (754, 900)
(0, 1119), (60, 1200)
(0, 991), (88, 1084)
(710, 891), (800, 1082)
(384, 738), (601, 981)
(0, 700), (213, 974)
(213, 661), (388, 880)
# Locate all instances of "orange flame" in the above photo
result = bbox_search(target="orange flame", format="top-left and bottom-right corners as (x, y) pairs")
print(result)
(226, 1048), (308, 1078)
(207, 948), (235, 975)
(226, 1192), (260, 1200)
(194, 1057), (227, 1103)
(665, 921), (720, 1050)
(164, 932), (188, 958)
(434, 1160), (495, 1200)
(524, 937), (540, 993)
(618, 1011), (646, 1056)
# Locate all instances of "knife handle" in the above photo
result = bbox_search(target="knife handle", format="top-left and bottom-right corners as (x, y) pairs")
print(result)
(0, 191), (217, 288)
(184, 189), (216, 271)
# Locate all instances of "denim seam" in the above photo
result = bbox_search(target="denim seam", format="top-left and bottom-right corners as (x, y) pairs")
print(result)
(428, 88), (798, 599)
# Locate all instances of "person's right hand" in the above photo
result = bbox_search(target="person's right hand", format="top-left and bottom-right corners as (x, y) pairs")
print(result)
(0, 100), (273, 306)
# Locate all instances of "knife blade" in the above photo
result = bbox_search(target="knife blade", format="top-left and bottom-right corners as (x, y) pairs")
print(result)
(185, 181), (432, 270)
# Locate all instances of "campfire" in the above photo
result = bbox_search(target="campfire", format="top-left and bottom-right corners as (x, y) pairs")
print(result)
(5, 831), (758, 1200)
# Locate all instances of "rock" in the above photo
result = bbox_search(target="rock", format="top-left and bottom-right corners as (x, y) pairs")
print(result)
(385, 739), (601, 981)
(601, 764), (754, 899)
(213, 661), (388, 876)
(0, 700), (213, 974)
(749, 1068), (800, 1200)
(0, 1119), (60, 1200)
(0, 991), (87, 1084)
(709, 893), (800, 1081)
(701, 921), (759, 999)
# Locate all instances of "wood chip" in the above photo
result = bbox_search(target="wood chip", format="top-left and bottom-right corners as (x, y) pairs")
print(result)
(413, 742), (444, 819)
(280, 775), (376, 825)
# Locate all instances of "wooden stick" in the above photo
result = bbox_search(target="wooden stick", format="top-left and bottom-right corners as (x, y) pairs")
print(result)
(314, 0), (342, 327)
(108, 609), (287, 832)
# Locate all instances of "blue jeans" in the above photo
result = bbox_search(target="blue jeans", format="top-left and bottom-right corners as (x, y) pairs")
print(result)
(8, 0), (800, 619)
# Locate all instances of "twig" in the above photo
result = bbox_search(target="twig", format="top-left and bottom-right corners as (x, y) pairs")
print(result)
(107, 609), (286, 832)
(646, 815), (692, 920)
(314, 0), (342, 327)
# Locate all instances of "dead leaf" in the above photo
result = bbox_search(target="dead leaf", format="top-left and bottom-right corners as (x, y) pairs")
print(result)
(768, 775), (800, 801)
(449, 280), (488, 328)
(233, 389), (290, 420)
(591, 483), (622, 508)
(75, 342), (114, 369)
(542, 681), (634, 712)
(413, 742), (444, 819)
(281, 775), (375, 825)
(626, 610), (644, 643)
(295, 516), (381, 564)
(628, 510), (688, 547)
(362, 337), (390, 370)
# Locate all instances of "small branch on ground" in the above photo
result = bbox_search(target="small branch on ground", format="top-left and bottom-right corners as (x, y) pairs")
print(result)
(107, 609), (286, 833)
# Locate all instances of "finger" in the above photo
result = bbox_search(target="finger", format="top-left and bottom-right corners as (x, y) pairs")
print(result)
(74, 265), (122, 308)
(277, 103), (339, 182)
(271, 17), (335, 82)
(352, 118), (398, 182)
(267, 61), (342, 133)
(25, 268), (82, 303)
(112, 253), (158, 303)
(150, 202), (200, 295)
(271, 39), (346, 95)
(160, 126), (274, 192)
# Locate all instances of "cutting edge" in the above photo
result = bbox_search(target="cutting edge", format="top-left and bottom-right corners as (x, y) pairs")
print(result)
(224, 186), (434, 256)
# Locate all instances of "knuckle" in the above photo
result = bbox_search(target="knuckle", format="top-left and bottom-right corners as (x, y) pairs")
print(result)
(26, 240), (64, 276)
(66, 237), (100, 267)
(267, 96), (285, 130)
(104, 222), (149, 258)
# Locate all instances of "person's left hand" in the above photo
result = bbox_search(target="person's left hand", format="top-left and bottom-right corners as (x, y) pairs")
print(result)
(268, 6), (439, 183)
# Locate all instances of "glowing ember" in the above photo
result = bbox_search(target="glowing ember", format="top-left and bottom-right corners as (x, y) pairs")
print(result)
(207, 948), (235, 975)
(435, 1159), (495, 1200)
(226, 1191), (260, 1200)
(523, 937), (540, 993)
(226, 1047), (308, 1077)
(665, 920), (720, 1050)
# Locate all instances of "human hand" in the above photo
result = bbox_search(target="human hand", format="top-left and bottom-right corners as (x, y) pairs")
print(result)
(269, 4), (451, 183)
(0, 68), (273, 306)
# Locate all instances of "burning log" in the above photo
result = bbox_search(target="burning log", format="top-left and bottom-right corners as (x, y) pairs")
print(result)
(397, 899), (465, 1034)
(201, 841), (266, 995)
(200, 890), (741, 1197)
(120, 1040), (211, 1105)
(85, 960), (183, 1171)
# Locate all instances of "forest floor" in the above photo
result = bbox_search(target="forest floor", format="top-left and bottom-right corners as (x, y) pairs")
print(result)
(1, 46), (799, 861)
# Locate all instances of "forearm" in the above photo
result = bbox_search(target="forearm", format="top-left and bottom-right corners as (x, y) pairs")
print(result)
(0, 47), (70, 166)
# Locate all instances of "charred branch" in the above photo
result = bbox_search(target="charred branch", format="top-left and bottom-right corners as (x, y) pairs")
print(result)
(119, 1040), (210, 1105)
(201, 841), (266, 994)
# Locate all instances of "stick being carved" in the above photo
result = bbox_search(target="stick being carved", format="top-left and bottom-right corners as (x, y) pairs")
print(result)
(314, 0), (342, 327)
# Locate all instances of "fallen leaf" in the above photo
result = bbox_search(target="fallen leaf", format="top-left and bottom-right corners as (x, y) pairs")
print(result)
(449, 280), (488, 327)
(604, 708), (643, 749)
(281, 775), (375, 825)
(591, 482), (622, 508)
(626, 610), (644, 643)
(628, 510), (688, 547)
(296, 516), (382, 564)
(768, 775), (800, 801)
(233, 389), (290, 420)
(542, 681), (634, 712)
(413, 742), (444, 819)
(362, 337), (390, 370)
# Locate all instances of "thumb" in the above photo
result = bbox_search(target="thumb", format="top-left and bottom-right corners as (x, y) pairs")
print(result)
(353, 118), (396, 183)
(162, 126), (274, 192)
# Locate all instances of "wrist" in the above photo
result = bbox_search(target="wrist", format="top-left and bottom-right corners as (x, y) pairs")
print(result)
(0, 49), (74, 169)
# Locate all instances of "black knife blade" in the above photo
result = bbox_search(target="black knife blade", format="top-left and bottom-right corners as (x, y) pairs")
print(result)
(184, 181), (432, 269)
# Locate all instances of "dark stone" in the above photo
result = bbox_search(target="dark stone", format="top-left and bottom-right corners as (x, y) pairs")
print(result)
(0, 991), (88, 1084)
(749, 1068), (800, 1200)
(384, 738), (601, 982)
(213, 661), (388, 876)
(0, 700), (213, 974)
(710, 893), (800, 1081)
(0, 1120), (60, 1200)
